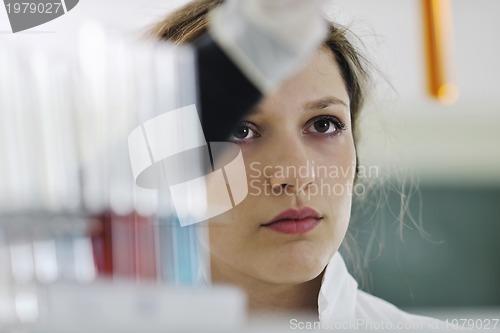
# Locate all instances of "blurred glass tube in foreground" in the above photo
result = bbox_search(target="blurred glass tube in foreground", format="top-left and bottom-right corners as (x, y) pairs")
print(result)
(0, 21), (210, 328)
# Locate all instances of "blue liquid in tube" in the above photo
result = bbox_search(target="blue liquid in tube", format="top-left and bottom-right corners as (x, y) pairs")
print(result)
(158, 214), (205, 286)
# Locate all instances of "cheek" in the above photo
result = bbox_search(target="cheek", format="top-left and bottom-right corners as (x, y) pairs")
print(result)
(308, 135), (356, 229)
(208, 215), (242, 266)
(308, 135), (357, 183)
(207, 202), (255, 255)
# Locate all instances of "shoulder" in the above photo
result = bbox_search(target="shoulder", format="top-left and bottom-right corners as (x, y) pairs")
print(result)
(319, 252), (452, 330)
(354, 289), (447, 330)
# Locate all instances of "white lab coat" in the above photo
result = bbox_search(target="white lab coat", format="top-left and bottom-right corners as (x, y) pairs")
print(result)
(318, 252), (447, 330)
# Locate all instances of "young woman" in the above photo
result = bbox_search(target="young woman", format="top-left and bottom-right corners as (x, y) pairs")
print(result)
(151, 0), (443, 329)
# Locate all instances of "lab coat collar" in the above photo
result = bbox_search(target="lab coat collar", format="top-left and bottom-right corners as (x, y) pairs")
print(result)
(318, 251), (358, 323)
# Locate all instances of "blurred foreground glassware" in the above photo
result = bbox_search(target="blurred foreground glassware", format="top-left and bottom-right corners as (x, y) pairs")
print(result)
(0, 22), (222, 331)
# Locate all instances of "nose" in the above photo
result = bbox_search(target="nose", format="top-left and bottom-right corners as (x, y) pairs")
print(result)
(264, 135), (316, 195)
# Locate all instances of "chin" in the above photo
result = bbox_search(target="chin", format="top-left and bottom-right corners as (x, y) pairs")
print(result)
(261, 242), (331, 284)
(264, 261), (325, 285)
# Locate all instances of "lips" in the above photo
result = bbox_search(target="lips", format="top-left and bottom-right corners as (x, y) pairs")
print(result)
(261, 207), (322, 234)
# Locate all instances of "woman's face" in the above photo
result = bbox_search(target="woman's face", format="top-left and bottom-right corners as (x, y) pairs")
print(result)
(207, 48), (356, 285)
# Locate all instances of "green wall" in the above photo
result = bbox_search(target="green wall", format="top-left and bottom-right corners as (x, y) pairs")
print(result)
(343, 184), (500, 307)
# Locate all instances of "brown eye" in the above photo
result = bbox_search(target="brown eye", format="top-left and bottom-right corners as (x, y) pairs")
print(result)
(304, 115), (346, 136)
(313, 119), (331, 133)
(233, 125), (250, 139)
(230, 122), (259, 142)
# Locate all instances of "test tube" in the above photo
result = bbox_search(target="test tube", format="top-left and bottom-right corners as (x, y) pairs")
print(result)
(130, 43), (210, 286)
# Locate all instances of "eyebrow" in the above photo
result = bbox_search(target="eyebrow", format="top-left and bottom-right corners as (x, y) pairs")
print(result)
(303, 96), (349, 110)
(249, 96), (349, 116)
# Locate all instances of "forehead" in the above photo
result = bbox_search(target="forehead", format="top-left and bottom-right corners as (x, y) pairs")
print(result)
(250, 48), (350, 117)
